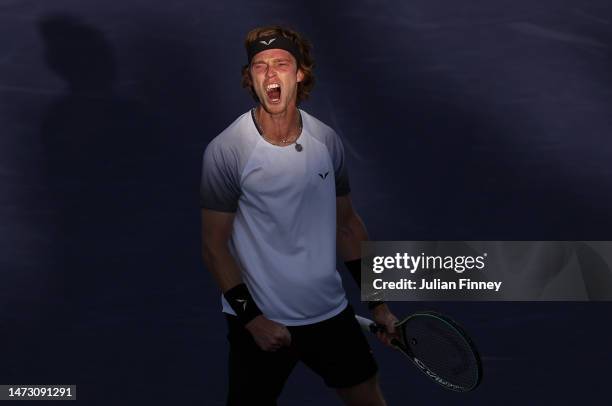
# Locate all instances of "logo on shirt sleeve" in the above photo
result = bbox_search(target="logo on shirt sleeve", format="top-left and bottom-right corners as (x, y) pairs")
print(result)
(318, 171), (329, 179)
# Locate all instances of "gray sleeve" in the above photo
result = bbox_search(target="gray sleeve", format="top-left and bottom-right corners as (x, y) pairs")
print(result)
(330, 130), (351, 196)
(200, 140), (241, 212)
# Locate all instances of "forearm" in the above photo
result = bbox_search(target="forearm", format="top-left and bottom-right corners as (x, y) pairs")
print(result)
(202, 244), (243, 293)
(337, 212), (388, 310)
(337, 213), (369, 261)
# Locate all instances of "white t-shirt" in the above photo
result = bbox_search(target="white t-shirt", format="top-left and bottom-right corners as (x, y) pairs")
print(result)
(200, 108), (351, 326)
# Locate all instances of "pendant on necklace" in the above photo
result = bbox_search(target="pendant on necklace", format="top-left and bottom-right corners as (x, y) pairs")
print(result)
(295, 143), (303, 152)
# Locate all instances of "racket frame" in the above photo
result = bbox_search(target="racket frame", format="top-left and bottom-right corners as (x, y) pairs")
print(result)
(356, 311), (482, 392)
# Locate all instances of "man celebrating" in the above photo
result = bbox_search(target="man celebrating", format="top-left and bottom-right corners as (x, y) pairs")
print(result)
(200, 25), (398, 405)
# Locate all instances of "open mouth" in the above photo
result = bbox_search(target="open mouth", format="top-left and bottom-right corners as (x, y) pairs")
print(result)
(265, 83), (281, 103)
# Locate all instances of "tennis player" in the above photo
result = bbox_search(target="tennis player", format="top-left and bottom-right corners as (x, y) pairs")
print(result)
(200, 25), (399, 406)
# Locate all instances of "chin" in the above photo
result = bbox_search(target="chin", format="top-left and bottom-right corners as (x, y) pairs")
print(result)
(262, 101), (287, 113)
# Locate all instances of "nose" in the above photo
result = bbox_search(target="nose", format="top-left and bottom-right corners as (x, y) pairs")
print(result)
(265, 65), (277, 78)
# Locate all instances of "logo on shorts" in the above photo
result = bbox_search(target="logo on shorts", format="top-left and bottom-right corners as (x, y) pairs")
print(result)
(318, 171), (329, 179)
(260, 38), (276, 46)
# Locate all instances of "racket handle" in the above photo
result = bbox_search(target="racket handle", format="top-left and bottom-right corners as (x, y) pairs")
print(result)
(355, 315), (381, 334)
(356, 315), (403, 350)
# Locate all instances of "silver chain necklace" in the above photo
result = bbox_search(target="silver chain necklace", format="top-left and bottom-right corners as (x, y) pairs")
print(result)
(252, 108), (304, 152)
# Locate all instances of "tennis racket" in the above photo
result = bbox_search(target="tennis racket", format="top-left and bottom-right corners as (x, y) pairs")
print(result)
(356, 311), (482, 392)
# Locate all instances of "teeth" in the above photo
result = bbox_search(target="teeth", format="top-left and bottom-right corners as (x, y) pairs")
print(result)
(266, 83), (280, 91)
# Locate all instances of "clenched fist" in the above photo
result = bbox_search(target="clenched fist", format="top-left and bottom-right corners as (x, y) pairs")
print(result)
(245, 315), (292, 352)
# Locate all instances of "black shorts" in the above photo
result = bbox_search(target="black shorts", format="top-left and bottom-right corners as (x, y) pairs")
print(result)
(225, 304), (378, 406)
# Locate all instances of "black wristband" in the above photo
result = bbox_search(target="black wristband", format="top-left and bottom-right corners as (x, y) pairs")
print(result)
(344, 259), (386, 310)
(223, 283), (263, 326)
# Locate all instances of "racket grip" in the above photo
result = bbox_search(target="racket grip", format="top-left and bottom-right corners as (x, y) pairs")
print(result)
(355, 315), (381, 334)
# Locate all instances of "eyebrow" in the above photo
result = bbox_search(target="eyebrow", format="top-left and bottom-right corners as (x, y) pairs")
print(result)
(252, 58), (293, 65)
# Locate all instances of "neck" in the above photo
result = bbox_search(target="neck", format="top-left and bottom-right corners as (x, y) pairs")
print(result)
(256, 105), (300, 143)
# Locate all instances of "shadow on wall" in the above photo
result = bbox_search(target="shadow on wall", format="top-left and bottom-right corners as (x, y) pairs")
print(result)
(37, 14), (172, 324)
(1, 13), (220, 393)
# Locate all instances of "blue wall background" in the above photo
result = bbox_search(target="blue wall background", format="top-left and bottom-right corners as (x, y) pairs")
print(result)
(1, 0), (611, 404)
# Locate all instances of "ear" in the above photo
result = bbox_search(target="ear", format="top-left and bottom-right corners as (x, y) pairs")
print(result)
(297, 68), (304, 83)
